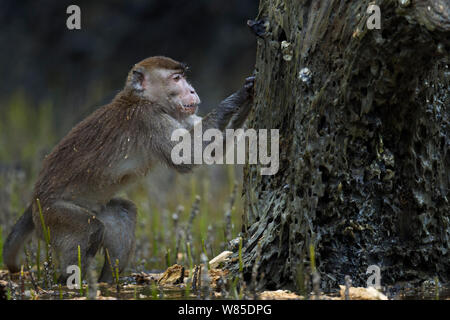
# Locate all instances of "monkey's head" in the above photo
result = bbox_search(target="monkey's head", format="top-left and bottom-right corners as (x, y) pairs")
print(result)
(126, 56), (201, 116)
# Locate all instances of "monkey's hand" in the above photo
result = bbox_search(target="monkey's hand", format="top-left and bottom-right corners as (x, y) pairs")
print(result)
(241, 75), (255, 100)
(226, 75), (255, 129)
(205, 75), (256, 131)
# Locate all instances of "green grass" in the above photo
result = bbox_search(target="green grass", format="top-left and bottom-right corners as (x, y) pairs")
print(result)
(0, 226), (3, 266)
(124, 164), (243, 272)
(77, 245), (83, 295)
(0, 91), (56, 177)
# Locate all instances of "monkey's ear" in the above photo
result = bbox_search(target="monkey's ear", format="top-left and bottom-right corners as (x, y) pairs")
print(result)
(129, 68), (145, 92)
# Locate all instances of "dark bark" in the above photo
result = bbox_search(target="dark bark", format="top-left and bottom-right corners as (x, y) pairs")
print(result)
(233, 0), (449, 293)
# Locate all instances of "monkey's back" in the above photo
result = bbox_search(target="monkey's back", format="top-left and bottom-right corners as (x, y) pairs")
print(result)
(32, 93), (158, 211)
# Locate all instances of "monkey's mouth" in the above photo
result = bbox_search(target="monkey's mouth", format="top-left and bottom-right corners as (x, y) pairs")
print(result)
(183, 103), (197, 109)
(180, 103), (198, 114)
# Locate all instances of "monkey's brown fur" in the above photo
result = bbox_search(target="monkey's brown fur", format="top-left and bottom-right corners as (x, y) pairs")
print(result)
(3, 56), (254, 283)
(35, 57), (188, 207)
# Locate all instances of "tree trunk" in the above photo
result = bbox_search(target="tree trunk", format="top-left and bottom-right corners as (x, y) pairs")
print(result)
(236, 0), (449, 293)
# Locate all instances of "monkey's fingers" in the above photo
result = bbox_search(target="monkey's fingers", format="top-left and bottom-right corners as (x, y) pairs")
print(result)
(247, 19), (268, 38)
(244, 76), (255, 95)
(245, 76), (255, 83)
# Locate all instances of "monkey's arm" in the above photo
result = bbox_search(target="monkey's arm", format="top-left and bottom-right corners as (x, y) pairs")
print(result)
(155, 76), (255, 173)
(227, 98), (253, 130)
(202, 76), (255, 131)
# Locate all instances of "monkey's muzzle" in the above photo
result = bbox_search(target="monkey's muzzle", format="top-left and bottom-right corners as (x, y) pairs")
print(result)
(179, 103), (198, 115)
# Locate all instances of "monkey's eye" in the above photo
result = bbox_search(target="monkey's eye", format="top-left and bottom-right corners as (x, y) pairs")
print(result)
(172, 74), (183, 82)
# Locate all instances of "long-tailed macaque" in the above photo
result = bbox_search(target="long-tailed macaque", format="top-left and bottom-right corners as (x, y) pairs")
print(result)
(3, 56), (254, 283)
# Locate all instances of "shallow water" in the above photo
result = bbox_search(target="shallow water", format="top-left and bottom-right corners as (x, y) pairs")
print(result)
(3, 269), (449, 300)
(32, 283), (450, 300)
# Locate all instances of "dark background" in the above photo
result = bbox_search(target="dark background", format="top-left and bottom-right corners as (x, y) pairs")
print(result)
(0, 0), (258, 132)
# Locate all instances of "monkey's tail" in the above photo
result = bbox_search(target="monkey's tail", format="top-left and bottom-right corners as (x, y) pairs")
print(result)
(3, 205), (34, 273)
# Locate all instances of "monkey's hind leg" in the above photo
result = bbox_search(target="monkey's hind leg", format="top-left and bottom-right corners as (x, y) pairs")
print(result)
(35, 201), (106, 284)
(97, 198), (137, 283)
